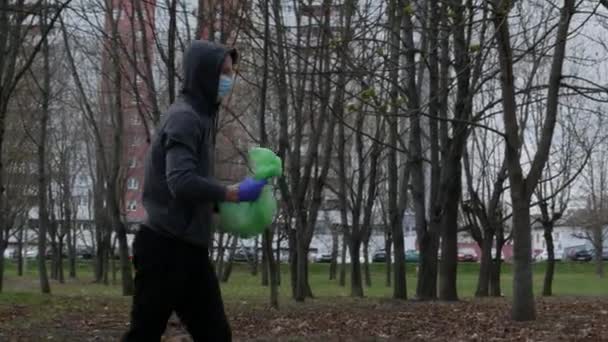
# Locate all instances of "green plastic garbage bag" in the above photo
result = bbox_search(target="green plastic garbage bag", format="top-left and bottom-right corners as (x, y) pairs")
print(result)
(218, 147), (282, 238)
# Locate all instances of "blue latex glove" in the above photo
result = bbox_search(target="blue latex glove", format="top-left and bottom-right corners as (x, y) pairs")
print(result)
(238, 177), (268, 202)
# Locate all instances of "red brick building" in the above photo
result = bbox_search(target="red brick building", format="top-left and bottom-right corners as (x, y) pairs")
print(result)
(103, 0), (249, 226)
(197, 0), (251, 184)
(102, 0), (156, 224)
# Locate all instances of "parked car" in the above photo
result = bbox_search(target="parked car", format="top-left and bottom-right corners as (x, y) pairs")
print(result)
(588, 249), (608, 261)
(458, 248), (478, 262)
(534, 250), (562, 262)
(315, 253), (333, 263)
(233, 247), (256, 262)
(405, 250), (419, 263)
(570, 249), (592, 262)
(372, 249), (387, 263)
(76, 247), (94, 260)
(564, 245), (589, 261)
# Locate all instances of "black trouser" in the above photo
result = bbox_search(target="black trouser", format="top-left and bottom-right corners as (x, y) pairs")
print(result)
(122, 227), (231, 342)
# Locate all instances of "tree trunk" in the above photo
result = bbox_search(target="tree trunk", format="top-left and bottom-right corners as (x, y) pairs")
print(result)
(289, 228), (297, 296)
(329, 227), (338, 280)
(304, 260), (313, 298)
(115, 221), (133, 295)
(93, 190), (108, 284)
(68, 228), (76, 278)
(17, 228), (24, 276)
(264, 228), (278, 308)
(490, 258), (502, 297)
(0, 254), (5, 293)
(339, 232), (347, 287)
(103, 233), (111, 285)
(49, 215), (58, 281)
(37, 14), (51, 294)
(276, 232), (281, 286)
(261, 238), (268, 285)
(58, 237), (64, 283)
(216, 234), (228, 278)
(439, 187), (460, 301)
(417, 231), (438, 300)
(385, 233), (392, 287)
(350, 239), (363, 297)
(392, 221), (407, 299)
(110, 236), (117, 285)
(166, 0), (177, 104)
(511, 201), (536, 320)
(596, 253), (604, 278)
(295, 235), (308, 301)
(438, 155), (462, 301)
(363, 240), (371, 287)
(94, 219), (104, 283)
(50, 235), (58, 280)
(253, 236), (260, 277)
(492, 0), (574, 321)
(387, 0), (407, 301)
(221, 236), (238, 283)
(0, 244), (5, 293)
(215, 232), (224, 265)
(543, 224), (555, 296)
(476, 232), (494, 297)
(594, 226), (604, 278)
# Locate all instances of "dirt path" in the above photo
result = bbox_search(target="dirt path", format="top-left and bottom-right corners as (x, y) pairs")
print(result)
(1, 296), (607, 341)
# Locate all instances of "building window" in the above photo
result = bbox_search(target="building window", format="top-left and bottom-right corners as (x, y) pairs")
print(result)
(127, 178), (139, 190)
(127, 200), (137, 212)
(129, 158), (138, 169)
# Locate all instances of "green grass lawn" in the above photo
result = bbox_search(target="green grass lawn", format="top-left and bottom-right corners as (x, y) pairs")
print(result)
(1, 260), (606, 301)
(1, 260), (606, 341)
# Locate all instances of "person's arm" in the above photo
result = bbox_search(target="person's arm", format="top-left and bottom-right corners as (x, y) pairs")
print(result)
(164, 113), (239, 203)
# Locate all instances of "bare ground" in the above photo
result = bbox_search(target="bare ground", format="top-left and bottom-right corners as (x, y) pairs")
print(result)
(1, 296), (607, 341)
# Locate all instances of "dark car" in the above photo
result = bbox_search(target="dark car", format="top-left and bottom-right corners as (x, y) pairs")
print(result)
(76, 247), (94, 260)
(588, 249), (608, 261)
(372, 249), (387, 263)
(570, 249), (592, 262)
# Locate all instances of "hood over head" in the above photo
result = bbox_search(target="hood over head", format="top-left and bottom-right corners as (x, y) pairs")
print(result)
(181, 40), (238, 115)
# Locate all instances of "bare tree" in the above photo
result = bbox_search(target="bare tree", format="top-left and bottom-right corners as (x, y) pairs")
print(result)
(387, 0), (408, 300)
(60, 1), (137, 294)
(492, 0), (576, 321)
(0, 0), (71, 293)
(572, 145), (608, 278)
(534, 107), (594, 295)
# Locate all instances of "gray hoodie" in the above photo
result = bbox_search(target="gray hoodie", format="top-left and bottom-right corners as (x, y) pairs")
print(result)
(141, 40), (238, 247)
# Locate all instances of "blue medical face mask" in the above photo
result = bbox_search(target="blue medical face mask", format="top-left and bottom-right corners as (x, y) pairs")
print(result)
(218, 75), (234, 99)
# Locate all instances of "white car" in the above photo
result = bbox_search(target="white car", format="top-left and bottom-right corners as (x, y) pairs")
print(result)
(535, 250), (562, 262)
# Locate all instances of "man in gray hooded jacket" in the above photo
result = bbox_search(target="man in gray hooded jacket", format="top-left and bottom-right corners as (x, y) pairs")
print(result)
(122, 41), (266, 342)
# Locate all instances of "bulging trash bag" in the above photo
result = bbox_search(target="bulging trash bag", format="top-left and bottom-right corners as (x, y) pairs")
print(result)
(218, 147), (282, 238)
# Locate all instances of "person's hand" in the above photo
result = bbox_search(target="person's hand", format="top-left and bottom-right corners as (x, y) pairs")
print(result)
(225, 178), (267, 202)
